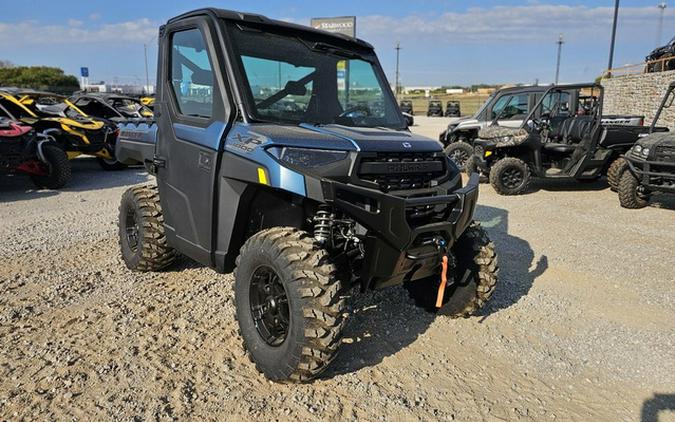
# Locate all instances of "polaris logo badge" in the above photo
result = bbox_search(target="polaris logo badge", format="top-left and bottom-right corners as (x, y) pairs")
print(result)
(402, 142), (412, 148)
(386, 162), (423, 173)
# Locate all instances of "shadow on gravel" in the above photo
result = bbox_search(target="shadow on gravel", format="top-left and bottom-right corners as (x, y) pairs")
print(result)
(0, 158), (147, 203)
(474, 204), (547, 319)
(530, 178), (609, 193)
(641, 393), (675, 422)
(323, 204), (545, 378)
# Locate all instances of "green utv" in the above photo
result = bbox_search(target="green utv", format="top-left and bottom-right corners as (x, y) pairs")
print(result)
(114, 8), (499, 382)
(617, 81), (675, 208)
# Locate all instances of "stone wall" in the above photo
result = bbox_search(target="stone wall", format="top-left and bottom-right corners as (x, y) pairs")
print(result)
(601, 70), (675, 129)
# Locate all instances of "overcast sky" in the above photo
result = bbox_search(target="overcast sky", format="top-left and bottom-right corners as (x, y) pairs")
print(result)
(1, 0), (673, 86)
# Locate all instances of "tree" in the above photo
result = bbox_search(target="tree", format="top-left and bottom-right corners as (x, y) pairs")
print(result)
(0, 66), (79, 94)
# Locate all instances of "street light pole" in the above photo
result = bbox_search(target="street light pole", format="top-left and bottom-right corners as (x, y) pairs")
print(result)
(395, 42), (401, 99)
(607, 0), (620, 76)
(657, 2), (667, 47)
(555, 34), (564, 85)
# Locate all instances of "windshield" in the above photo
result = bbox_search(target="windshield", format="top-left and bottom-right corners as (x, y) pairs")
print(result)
(473, 92), (496, 120)
(226, 23), (405, 129)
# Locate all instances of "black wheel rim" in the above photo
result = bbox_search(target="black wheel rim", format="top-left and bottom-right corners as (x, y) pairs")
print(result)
(125, 206), (140, 253)
(449, 149), (469, 167)
(249, 266), (290, 346)
(500, 166), (524, 189)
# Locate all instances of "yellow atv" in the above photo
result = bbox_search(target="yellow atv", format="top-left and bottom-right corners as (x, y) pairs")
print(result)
(140, 95), (155, 110)
(0, 88), (123, 170)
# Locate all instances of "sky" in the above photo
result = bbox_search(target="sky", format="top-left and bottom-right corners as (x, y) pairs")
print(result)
(1, 0), (673, 87)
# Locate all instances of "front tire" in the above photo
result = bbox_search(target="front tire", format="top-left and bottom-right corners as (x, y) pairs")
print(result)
(489, 157), (530, 195)
(118, 184), (176, 271)
(607, 157), (627, 191)
(404, 222), (498, 317)
(30, 143), (71, 189)
(444, 142), (474, 171)
(97, 157), (128, 171)
(618, 171), (649, 209)
(234, 227), (348, 382)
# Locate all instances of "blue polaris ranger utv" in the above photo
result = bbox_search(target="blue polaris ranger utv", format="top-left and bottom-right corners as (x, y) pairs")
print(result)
(115, 8), (498, 382)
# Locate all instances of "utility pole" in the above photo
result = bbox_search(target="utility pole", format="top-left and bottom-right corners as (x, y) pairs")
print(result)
(657, 2), (667, 47)
(395, 42), (401, 98)
(144, 43), (150, 95)
(607, 0), (620, 76)
(555, 34), (564, 85)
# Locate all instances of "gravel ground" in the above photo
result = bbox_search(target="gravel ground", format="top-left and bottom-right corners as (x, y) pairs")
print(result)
(1, 117), (674, 421)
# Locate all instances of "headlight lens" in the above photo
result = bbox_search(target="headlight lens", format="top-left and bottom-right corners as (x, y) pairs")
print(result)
(275, 147), (348, 168)
(642, 147), (650, 157)
(634, 145), (642, 153)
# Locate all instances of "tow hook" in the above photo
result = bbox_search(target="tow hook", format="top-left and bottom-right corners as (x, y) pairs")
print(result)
(435, 256), (449, 308)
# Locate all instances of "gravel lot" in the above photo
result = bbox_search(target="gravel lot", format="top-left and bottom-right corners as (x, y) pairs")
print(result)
(1, 116), (674, 421)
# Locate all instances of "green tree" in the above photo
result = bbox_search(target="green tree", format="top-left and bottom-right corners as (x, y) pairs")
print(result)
(0, 66), (79, 94)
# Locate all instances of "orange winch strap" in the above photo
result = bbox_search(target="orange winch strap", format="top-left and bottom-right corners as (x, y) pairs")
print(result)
(436, 256), (449, 308)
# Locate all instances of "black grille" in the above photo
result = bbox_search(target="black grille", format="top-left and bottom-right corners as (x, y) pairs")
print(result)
(357, 152), (446, 192)
(655, 144), (675, 162)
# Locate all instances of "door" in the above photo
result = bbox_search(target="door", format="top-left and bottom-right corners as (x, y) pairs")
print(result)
(155, 17), (233, 266)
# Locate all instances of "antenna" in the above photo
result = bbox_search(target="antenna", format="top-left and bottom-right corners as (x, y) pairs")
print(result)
(395, 42), (401, 99)
(555, 34), (564, 85)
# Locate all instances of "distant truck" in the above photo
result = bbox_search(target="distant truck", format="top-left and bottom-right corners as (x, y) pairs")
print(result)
(399, 99), (413, 115)
(445, 101), (461, 117)
(427, 100), (443, 117)
(646, 36), (675, 72)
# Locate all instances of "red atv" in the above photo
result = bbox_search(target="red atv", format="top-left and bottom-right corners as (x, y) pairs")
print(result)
(0, 117), (71, 189)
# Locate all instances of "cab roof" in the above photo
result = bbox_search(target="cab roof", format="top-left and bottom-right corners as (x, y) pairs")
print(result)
(167, 8), (373, 50)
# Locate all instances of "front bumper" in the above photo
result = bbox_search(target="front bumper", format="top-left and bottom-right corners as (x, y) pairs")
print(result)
(625, 156), (675, 193)
(321, 173), (480, 288)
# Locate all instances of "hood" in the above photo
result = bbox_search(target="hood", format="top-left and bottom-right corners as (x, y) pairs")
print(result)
(636, 131), (675, 148)
(248, 123), (443, 153)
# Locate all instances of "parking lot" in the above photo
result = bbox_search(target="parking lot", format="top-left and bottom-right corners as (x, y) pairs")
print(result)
(0, 116), (674, 421)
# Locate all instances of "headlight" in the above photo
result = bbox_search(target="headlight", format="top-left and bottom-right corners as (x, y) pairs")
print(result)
(634, 145), (642, 153)
(274, 147), (348, 168)
(642, 147), (650, 157)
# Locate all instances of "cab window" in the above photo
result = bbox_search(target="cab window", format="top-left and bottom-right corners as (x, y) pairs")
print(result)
(170, 28), (214, 119)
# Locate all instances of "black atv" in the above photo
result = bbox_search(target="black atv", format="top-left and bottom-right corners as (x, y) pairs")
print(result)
(114, 8), (499, 383)
(470, 83), (670, 195)
(445, 101), (461, 117)
(618, 81), (675, 208)
(427, 100), (443, 117)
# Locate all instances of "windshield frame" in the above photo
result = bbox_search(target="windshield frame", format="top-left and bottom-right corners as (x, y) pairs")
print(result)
(220, 20), (406, 130)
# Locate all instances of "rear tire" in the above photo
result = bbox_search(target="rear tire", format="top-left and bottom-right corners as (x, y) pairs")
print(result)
(118, 184), (176, 271)
(404, 222), (498, 317)
(489, 157), (530, 195)
(30, 143), (71, 189)
(618, 171), (649, 209)
(607, 157), (627, 192)
(97, 157), (127, 171)
(234, 227), (348, 382)
(444, 142), (474, 171)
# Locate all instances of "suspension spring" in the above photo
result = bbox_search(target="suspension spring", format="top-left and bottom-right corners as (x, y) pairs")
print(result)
(313, 206), (333, 244)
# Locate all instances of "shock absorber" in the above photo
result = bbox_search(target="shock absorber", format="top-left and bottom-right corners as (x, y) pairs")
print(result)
(313, 206), (333, 244)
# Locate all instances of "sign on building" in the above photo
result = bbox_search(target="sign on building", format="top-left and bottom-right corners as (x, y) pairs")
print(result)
(310, 16), (356, 38)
